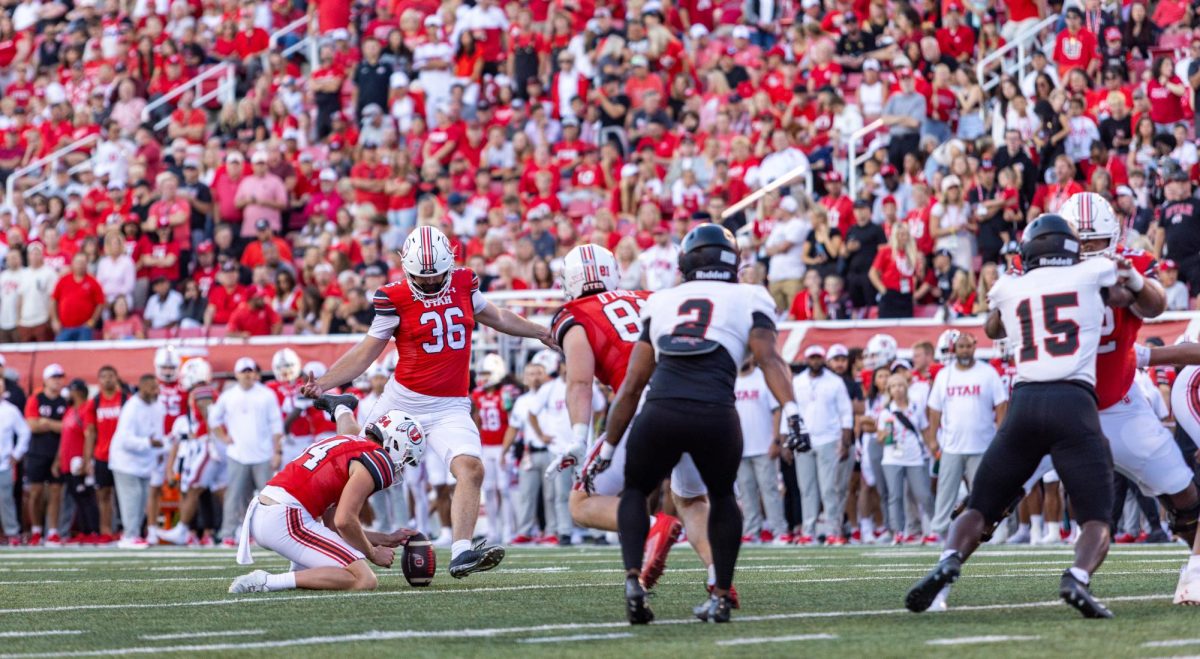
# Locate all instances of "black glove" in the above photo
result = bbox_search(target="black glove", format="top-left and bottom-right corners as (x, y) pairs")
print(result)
(785, 414), (811, 453)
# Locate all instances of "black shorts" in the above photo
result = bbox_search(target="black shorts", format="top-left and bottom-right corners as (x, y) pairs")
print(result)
(23, 453), (60, 485)
(94, 459), (114, 489)
(966, 381), (1114, 525)
(623, 398), (742, 497)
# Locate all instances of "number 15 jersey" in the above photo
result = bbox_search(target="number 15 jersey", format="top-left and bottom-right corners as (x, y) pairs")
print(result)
(987, 258), (1117, 387)
(551, 289), (651, 391)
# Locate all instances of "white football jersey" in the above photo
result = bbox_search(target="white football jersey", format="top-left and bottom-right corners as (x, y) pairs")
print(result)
(640, 280), (777, 403)
(987, 258), (1117, 387)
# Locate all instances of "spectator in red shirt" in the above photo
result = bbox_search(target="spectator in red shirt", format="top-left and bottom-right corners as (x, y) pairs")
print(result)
(820, 171), (856, 236)
(1052, 6), (1099, 78)
(226, 286), (282, 337)
(212, 151), (247, 231)
(241, 220), (295, 269)
(1146, 55), (1188, 128)
(60, 378), (100, 542)
(935, 3), (976, 63)
(204, 261), (247, 328)
(51, 253), (105, 341)
(869, 222), (922, 318)
(83, 365), (125, 542)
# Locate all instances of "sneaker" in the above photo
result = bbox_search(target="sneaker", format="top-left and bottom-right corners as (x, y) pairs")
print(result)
(1060, 570), (1113, 618)
(200, 536), (215, 547)
(64, 534), (84, 545)
(221, 537), (238, 548)
(536, 535), (558, 546)
(905, 551), (962, 613)
(693, 594), (733, 623)
(449, 539), (505, 578)
(313, 393), (358, 423)
(557, 534), (573, 547)
(1006, 527), (1031, 544)
(777, 533), (794, 544)
(640, 513), (682, 589)
(1175, 563), (1200, 605)
(793, 534), (814, 546)
(625, 576), (654, 625)
(511, 534), (534, 545)
(6, 536), (18, 547)
(850, 529), (862, 544)
(117, 536), (149, 550)
(228, 570), (270, 594)
(1135, 530), (1149, 543)
(922, 534), (941, 545)
(708, 583), (740, 609)
(825, 535), (848, 546)
(759, 529), (775, 543)
(741, 534), (756, 544)
(146, 527), (160, 545)
(157, 525), (190, 546)
(45, 532), (62, 547)
(433, 532), (454, 548)
(1113, 532), (1135, 544)
(1148, 528), (1172, 544)
(28, 531), (41, 546)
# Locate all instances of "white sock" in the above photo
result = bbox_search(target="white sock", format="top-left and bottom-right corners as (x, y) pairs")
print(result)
(707, 564), (716, 587)
(1045, 521), (1061, 540)
(451, 540), (471, 560)
(265, 572), (297, 591)
(440, 526), (452, 540)
(861, 517), (875, 538)
(1031, 515), (1044, 532)
(31, 526), (42, 535)
(1188, 555), (1200, 571)
(939, 549), (958, 562)
(335, 405), (354, 420)
(1068, 566), (1090, 585)
(1017, 523), (1030, 533)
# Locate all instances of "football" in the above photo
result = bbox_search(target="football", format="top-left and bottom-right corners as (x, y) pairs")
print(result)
(402, 532), (436, 587)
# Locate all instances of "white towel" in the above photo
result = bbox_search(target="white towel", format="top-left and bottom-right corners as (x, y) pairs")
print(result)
(236, 498), (259, 565)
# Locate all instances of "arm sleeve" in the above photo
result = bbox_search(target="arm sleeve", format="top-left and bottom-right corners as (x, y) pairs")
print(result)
(551, 306), (579, 347)
(368, 288), (400, 339)
(354, 448), (395, 492)
(471, 272), (487, 313)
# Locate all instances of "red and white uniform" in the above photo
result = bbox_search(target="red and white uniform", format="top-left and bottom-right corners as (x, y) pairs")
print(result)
(238, 435), (396, 569)
(990, 359), (1018, 393)
(171, 386), (222, 493)
(365, 268), (489, 467)
(154, 380), (187, 487)
(550, 290), (706, 498)
(270, 379), (315, 465)
(472, 382), (519, 535)
(1172, 365), (1200, 448)
(1094, 248), (1192, 495)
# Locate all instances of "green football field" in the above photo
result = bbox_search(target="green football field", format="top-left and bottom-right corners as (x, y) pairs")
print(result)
(0, 543), (1198, 658)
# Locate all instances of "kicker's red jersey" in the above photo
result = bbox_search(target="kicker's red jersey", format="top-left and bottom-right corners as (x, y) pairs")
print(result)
(471, 384), (518, 446)
(373, 268), (484, 398)
(158, 380), (187, 434)
(551, 290), (651, 391)
(267, 435), (396, 518)
(1095, 248), (1157, 410)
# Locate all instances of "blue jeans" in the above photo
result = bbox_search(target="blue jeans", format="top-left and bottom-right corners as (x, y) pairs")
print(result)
(57, 326), (93, 342)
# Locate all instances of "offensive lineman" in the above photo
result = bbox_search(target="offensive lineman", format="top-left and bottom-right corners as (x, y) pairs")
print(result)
(906, 214), (1134, 619)
(585, 224), (809, 624)
(554, 244), (718, 592)
(301, 225), (555, 577)
(228, 396), (425, 594)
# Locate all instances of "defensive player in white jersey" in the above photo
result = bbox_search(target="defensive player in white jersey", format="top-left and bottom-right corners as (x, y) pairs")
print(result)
(906, 214), (1135, 619)
(585, 224), (809, 624)
(301, 225), (554, 578)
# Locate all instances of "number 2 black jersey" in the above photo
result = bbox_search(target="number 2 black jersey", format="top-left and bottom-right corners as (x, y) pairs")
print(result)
(987, 258), (1117, 387)
(639, 281), (778, 404)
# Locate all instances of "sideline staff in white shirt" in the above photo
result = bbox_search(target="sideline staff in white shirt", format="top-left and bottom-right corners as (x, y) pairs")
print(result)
(925, 331), (1008, 537)
(735, 361), (787, 542)
(790, 345), (854, 543)
(0, 378), (30, 539)
(211, 357), (283, 543)
(108, 375), (166, 547)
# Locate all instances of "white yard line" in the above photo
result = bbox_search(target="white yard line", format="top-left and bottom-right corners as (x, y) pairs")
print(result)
(715, 633), (837, 646)
(518, 633), (633, 644)
(139, 630), (264, 641)
(1143, 639), (1200, 648)
(0, 632), (83, 639)
(926, 635), (1040, 646)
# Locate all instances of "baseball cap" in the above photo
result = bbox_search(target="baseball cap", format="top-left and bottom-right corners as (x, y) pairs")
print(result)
(183, 157), (201, 169)
(43, 363), (65, 380)
(689, 24), (709, 39)
(804, 345), (825, 359)
(255, 218), (271, 232)
(196, 240), (214, 254)
(879, 163), (897, 176)
(889, 358), (913, 373)
(1161, 258), (1179, 271)
(827, 344), (849, 359)
(863, 58), (880, 71)
(390, 72), (410, 88)
(941, 174), (962, 191)
(882, 195), (897, 206)
(779, 196), (799, 212)
(424, 14), (443, 27)
(319, 168), (338, 181)
(220, 261), (237, 272)
(250, 151), (268, 164)
(234, 357), (257, 373)
(630, 54), (649, 68)
(854, 198), (872, 209)
(1169, 167), (1191, 182)
(823, 171), (844, 183)
(225, 151), (244, 163)
(1116, 185), (1134, 197)
(107, 180), (125, 191)
(1105, 26), (1121, 40)
(732, 25), (751, 40)
(934, 247), (953, 259)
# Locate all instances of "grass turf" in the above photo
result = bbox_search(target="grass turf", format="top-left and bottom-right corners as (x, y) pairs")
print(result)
(0, 544), (1195, 658)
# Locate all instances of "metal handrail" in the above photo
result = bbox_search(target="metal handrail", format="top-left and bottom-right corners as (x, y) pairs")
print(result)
(153, 66), (237, 131)
(23, 159), (95, 198)
(846, 118), (886, 200)
(4, 133), (98, 204)
(141, 63), (235, 124)
(268, 16), (319, 66)
(269, 16), (309, 49)
(977, 13), (1060, 95)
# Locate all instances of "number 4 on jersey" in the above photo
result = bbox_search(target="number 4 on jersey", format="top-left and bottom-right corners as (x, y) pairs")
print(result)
(302, 438), (351, 470)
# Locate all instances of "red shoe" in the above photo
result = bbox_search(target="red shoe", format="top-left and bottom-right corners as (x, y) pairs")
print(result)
(6, 536), (18, 547)
(793, 534), (814, 546)
(1113, 532), (1135, 544)
(850, 529), (862, 543)
(221, 537), (237, 547)
(200, 536), (214, 547)
(1135, 530), (1148, 543)
(708, 583), (741, 609)
(45, 531), (62, 547)
(741, 534), (755, 544)
(538, 535), (559, 546)
(759, 529), (775, 543)
(778, 533), (794, 544)
(825, 535), (848, 546)
(511, 534), (534, 545)
(64, 534), (82, 545)
(640, 513), (683, 589)
(922, 534), (941, 545)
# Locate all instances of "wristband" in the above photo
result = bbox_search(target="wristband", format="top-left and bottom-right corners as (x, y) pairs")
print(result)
(572, 423), (590, 445)
(1134, 343), (1151, 369)
(783, 401), (800, 419)
(599, 441), (615, 461)
(1124, 267), (1145, 293)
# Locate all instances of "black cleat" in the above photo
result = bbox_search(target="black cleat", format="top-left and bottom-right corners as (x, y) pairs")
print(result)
(448, 540), (505, 579)
(625, 576), (655, 625)
(906, 552), (962, 612)
(313, 393), (357, 423)
(1060, 570), (1113, 619)
(694, 594), (733, 623)
(558, 534), (573, 546)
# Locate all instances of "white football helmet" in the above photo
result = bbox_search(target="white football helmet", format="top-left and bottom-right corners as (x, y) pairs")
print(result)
(1060, 192), (1120, 259)
(179, 358), (212, 391)
(271, 348), (302, 383)
(154, 346), (181, 382)
(935, 329), (961, 365)
(303, 361), (328, 380)
(364, 410), (427, 478)
(478, 353), (508, 387)
(561, 244), (620, 300)
(400, 225), (456, 299)
(864, 334), (898, 370)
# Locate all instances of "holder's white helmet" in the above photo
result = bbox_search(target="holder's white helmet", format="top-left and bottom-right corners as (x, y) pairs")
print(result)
(1060, 192), (1120, 259)
(561, 244), (620, 300)
(271, 348), (302, 383)
(400, 225), (456, 300)
(478, 353), (508, 387)
(179, 358), (212, 391)
(364, 410), (426, 478)
(936, 329), (961, 365)
(864, 334), (897, 370)
(154, 346), (181, 382)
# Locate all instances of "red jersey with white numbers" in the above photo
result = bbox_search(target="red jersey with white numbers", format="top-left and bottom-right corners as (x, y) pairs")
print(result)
(990, 359), (1019, 393)
(471, 385), (517, 446)
(158, 380), (187, 434)
(269, 379), (312, 437)
(373, 268), (483, 398)
(551, 290), (651, 391)
(1095, 248), (1157, 410)
(267, 435), (396, 518)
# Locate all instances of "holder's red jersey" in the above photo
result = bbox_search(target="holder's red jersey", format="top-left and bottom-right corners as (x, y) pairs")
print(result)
(1095, 248), (1157, 410)
(158, 380), (187, 434)
(267, 435), (396, 518)
(471, 384), (518, 446)
(373, 268), (486, 398)
(551, 290), (651, 391)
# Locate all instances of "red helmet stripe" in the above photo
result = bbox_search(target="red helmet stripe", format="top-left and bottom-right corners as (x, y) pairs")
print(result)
(581, 245), (596, 282)
(421, 226), (433, 271)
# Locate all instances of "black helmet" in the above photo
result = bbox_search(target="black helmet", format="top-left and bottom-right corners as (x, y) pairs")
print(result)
(679, 223), (738, 282)
(1020, 213), (1080, 272)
